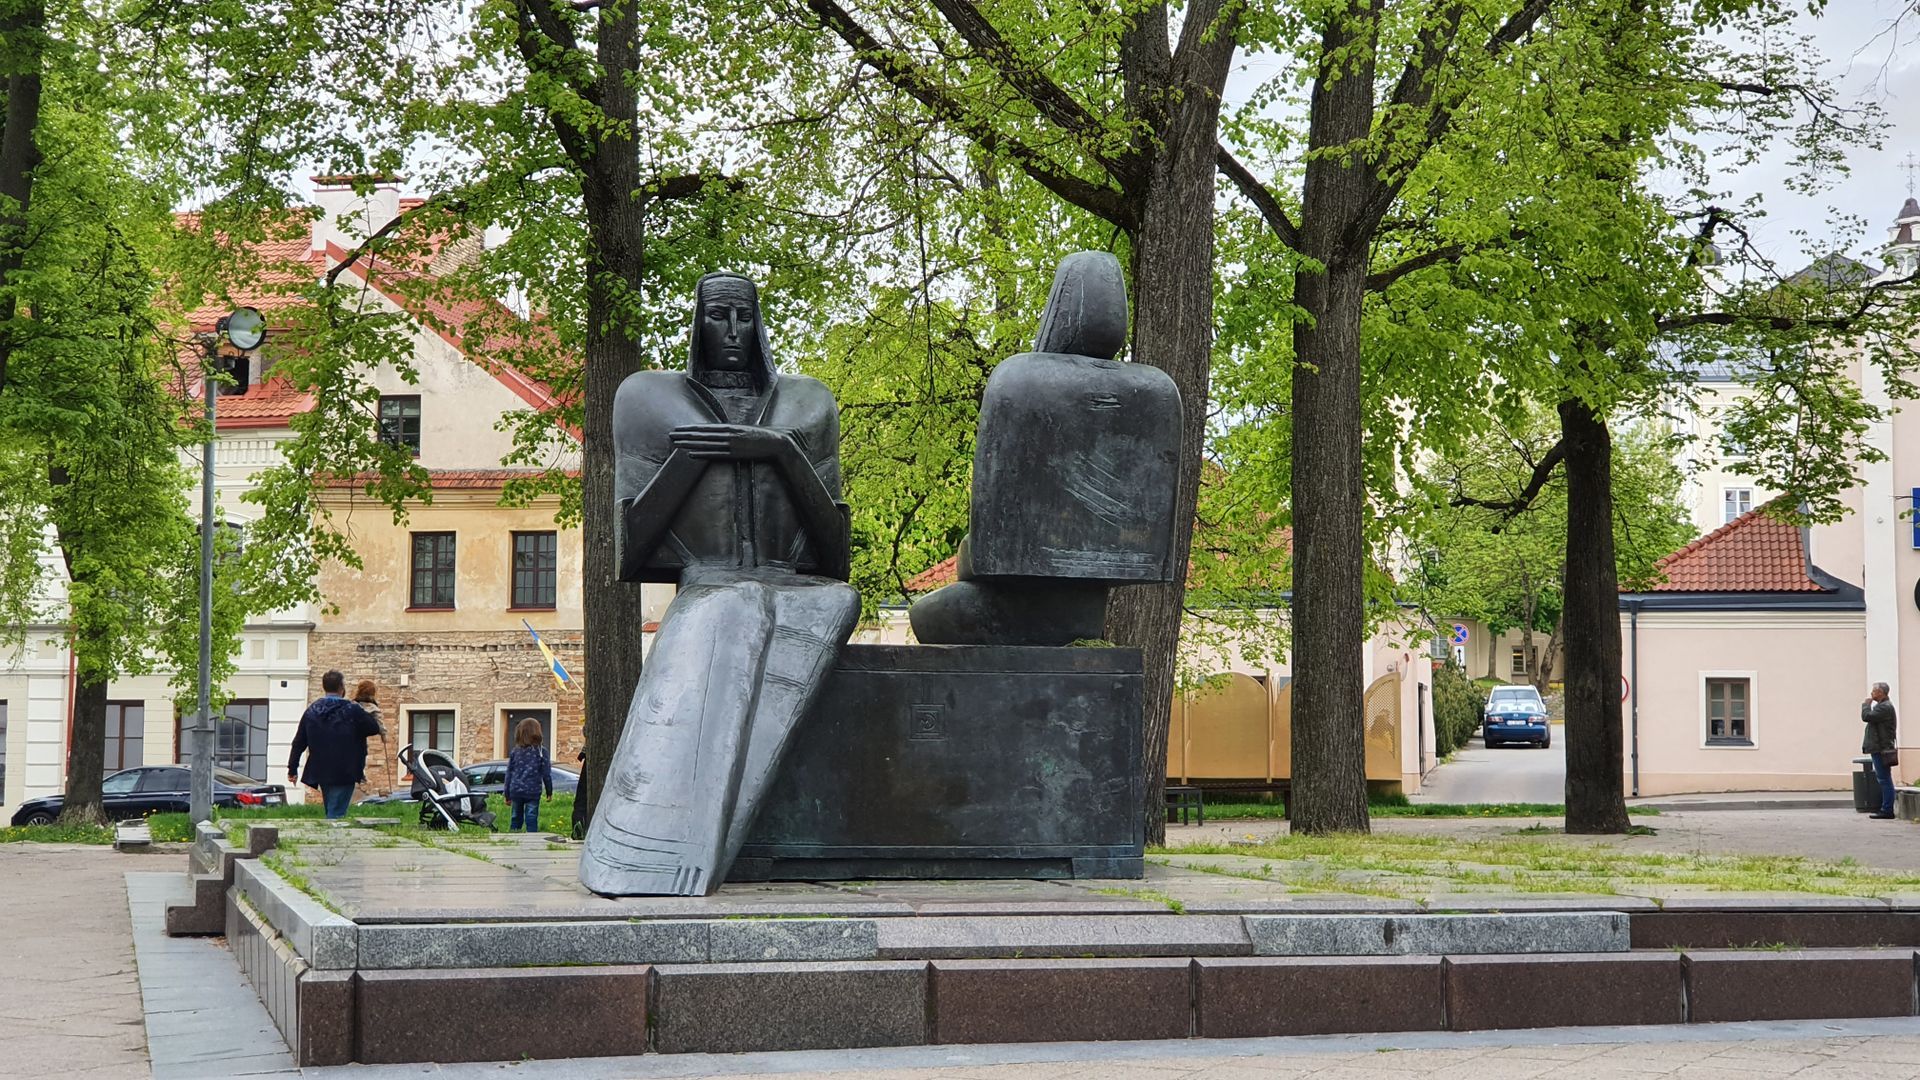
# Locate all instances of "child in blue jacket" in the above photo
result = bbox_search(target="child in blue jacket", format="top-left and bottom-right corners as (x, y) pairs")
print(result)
(505, 717), (554, 832)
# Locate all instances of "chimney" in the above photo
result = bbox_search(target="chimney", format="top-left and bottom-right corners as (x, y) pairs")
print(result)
(310, 174), (403, 258)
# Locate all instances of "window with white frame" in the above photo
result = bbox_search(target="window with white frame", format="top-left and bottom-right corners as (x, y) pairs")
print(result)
(1722, 487), (1754, 525)
(1510, 646), (1534, 678)
(1705, 677), (1753, 746)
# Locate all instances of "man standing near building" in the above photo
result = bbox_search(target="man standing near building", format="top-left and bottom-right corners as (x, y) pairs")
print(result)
(1864, 682), (1899, 820)
(289, 670), (384, 819)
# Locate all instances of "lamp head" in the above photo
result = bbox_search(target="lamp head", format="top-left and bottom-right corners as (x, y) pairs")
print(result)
(220, 307), (266, 350)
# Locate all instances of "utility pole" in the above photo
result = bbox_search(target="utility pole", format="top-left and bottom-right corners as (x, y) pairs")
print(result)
(190, 308), (265, 824)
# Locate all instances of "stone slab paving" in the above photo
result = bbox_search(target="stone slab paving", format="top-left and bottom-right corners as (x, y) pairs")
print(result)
(0, 844), (148, 1080)
(294, 1018), (1920, 1078)
(125, 871), (298, 1079)
(1171, 807), (1920, 871)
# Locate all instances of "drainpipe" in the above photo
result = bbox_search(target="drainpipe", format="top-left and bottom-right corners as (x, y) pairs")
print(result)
(1628, 598), (1641, 798)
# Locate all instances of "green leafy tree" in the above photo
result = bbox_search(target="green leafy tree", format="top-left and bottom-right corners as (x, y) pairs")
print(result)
(1416, 412), (1695, 695)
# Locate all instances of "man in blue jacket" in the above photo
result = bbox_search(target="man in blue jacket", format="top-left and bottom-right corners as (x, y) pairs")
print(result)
(289, 670), (384, 819)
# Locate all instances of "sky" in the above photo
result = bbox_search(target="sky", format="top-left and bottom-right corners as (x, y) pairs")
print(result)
(1699, 0), (1920, 270)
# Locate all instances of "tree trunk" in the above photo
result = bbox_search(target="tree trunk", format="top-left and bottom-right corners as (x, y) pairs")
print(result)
(1535, 617), (1562, 696)
(1105, 14), (1236, 846)
(1558, 397), (1630, 833)
(0, 0), (43, 393)
(571, 3), (648, 839)
(1287, 9), (1378, 835)
(61, 670), (108, 824)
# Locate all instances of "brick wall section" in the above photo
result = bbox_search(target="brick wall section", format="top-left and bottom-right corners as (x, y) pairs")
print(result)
(308, 630), (587, 795)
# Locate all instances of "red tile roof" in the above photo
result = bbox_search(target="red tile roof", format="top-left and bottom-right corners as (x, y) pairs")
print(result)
(207, 375), (315, 429)
(1646, 502), (1827, 592)
(903, 556), (958, 593)
(170, 209), (576, 437)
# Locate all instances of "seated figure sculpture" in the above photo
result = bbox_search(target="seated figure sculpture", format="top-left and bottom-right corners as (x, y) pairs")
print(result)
(910, 251), (1181, 645)
(580, 272), (859, 897)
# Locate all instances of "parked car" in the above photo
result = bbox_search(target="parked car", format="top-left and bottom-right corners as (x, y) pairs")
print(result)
(359, 760), (580, 804)
(1482, 685), (1551, 748)
(8, 765), (286, 826)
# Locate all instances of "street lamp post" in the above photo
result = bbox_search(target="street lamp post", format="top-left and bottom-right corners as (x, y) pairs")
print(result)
(190, 308), (266, 825)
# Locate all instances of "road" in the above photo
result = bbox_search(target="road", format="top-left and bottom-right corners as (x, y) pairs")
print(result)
(1415, 726), (1567, 804)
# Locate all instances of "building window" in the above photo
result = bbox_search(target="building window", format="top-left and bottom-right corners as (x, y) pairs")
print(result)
(409, 709), (457, 754)
(1510, 646), (1532, 678)
(511, 531), (557, 609)
(104, 701), (145, 772)
(1706, 677), (1752, 746)
(379, 396), (422, 455)
(410, 532), (456, 609)
(177, 700), (268, 779)
(1722, 487), (1753, 525)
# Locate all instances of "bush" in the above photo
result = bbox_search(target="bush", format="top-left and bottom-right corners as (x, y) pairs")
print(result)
(1432, 662), (1486, 758)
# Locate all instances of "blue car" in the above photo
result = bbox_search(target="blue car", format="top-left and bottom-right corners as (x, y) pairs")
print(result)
(1482, 686), (1551, 748)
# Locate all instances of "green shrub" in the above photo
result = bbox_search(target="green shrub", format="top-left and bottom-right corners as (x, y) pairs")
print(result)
(1432, 662), (1486, 758)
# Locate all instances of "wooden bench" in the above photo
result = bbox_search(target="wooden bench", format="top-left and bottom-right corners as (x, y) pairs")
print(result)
(1165, 785), (1205, 826)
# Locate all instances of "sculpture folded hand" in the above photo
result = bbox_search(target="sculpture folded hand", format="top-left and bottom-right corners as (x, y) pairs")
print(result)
(581, 273), (859, 897)
(910, 251), (1182, 646)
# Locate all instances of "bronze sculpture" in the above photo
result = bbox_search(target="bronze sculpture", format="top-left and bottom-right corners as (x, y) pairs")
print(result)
(580, 272), (859, 897)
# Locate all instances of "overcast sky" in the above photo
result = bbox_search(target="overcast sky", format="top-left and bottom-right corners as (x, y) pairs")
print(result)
(1707, 0), (1920, 270)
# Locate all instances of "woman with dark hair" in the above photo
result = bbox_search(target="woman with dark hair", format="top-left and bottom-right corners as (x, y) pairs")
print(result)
(350, 680), (389, 795)
(506, 716), (553, 833)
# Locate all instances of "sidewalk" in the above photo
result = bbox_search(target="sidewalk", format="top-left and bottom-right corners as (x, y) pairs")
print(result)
(0, 845), (148, 1079)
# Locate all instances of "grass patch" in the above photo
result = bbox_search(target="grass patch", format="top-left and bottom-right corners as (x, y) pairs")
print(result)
(1153, 831), (1920, 900)
(0, 821), (114, 845)
(1196, 800), (1659, 820)
(1093, 886), (1188, 913)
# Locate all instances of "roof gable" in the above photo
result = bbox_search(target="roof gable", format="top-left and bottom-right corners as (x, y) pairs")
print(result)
(1645, 502), (1827, 593)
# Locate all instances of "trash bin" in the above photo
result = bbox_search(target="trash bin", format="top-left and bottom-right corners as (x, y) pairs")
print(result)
(1854, 756), (1880, 813)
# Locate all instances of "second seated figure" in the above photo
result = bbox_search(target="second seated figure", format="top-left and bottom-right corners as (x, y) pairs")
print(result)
(580, 272), (859, 897)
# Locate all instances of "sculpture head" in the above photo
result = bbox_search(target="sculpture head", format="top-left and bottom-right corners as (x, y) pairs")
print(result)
(1033, 251), (1128, 361)
(688, 272), (776, 386)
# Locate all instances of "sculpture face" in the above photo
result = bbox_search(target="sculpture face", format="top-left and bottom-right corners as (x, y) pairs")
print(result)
(698, 278), (760, 373)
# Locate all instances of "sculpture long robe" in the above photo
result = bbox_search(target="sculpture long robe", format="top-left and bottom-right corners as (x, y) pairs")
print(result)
(581, 353), (857, 897)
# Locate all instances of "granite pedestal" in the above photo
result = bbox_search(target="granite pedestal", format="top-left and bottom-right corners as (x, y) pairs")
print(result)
(731, 643), (1145, 881)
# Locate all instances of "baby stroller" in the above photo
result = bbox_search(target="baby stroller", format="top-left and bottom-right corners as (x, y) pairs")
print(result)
(399, 743), (497, 831)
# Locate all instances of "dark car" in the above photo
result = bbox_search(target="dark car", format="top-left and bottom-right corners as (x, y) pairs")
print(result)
(8, 765), (287, 826)
(1482, 685), (1552, 749)
(359, 760), (579, 804)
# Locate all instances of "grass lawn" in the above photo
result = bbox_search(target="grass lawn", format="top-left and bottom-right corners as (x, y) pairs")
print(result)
(3, 791), (579, 846)
(1197, 800), (1657, 820)
(1154, 832), (1920, 899)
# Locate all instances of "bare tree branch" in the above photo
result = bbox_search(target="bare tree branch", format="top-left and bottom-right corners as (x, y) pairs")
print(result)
(1215, 144), (1301, 250)
(804, 0), (1133, 227)
(1452, 438), (1565, 523)
(324, 193), (469, 287)
(1366, 242), (1463, 292)
(923, 0), (1129, 177)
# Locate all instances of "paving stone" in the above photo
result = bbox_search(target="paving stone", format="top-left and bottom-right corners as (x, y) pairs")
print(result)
(355, 918), (706, 968)
(930, 958), (1192, 1044)
(1445, 953), (1685, 1030)
(355, 966), (648, 1063)
(651, 961), (927, 1054)
(1632, 910), (1920, 949)
(1684, 949), (1917, 1023)
(1195, 956), (1444, 1037)
(296, 970), (354, 1066)
(232, 859), (357, 969)
(876, 914), (1251, 959)
(708, 917), (879, 961)
(1245, 911), (1628, 956)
